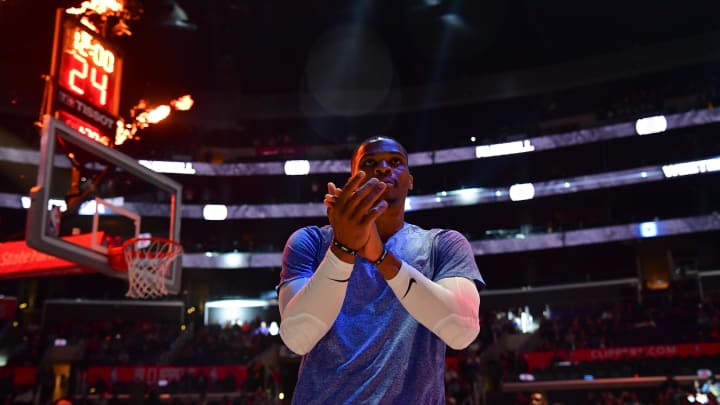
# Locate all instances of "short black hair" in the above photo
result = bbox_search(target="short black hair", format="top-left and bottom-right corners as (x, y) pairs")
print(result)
(350, 135), (408, 169)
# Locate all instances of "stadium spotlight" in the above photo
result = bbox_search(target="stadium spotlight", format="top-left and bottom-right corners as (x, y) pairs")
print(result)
(639, 221), (658, 238)
(284, 160), (310, 175)
(203, 204), (228, 221)
(509, 183), (535, 201)
(635, 115), (667, 135)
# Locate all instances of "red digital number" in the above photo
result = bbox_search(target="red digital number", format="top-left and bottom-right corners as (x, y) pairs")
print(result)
(90, 67), (108, 106)
(68, 53), (88, 96)
(65, 54), (109, 107)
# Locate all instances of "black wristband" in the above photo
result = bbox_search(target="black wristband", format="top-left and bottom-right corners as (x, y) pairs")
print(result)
(333, 239), (358, 256)
(373, 248), (389, 266)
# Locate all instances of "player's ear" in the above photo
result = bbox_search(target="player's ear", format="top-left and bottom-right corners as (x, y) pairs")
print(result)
(409, 174), (414, 191)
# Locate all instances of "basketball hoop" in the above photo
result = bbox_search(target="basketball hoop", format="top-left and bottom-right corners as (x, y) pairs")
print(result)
(122, 237), (182, 299)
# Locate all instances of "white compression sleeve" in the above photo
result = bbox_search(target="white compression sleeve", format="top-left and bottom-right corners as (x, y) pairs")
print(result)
(278, 250), (353, 355)
(386, 261), (480, 350)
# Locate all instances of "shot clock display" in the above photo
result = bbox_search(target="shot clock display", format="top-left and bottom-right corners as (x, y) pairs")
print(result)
(50, 10), (123, 144)
(59, 26), (117, 109)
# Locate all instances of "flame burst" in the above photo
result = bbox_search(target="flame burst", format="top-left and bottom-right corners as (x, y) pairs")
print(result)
(66, 0), (127, 34)
(137, 105), (172, 127)
(171, 95), (194, 111)
(115, 95), (195, 146)
(66, 0), (124, 16)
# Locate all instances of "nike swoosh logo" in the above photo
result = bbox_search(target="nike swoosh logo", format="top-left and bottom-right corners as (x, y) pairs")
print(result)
(328, 277), (350, 283)
(402, 278), (416, 299)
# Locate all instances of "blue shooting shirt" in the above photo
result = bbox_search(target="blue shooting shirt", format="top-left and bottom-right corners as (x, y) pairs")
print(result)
(279, 223), (485, 405)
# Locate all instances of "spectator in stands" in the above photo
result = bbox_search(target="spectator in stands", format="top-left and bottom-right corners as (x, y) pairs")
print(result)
(277, 136), (485, 403)
(530, 391), (549, 405)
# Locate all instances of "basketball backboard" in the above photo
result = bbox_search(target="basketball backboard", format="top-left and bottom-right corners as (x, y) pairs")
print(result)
(26, 115), (183, 295)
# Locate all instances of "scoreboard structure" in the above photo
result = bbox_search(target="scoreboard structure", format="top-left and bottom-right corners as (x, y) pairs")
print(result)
(48, 8), (123, 146)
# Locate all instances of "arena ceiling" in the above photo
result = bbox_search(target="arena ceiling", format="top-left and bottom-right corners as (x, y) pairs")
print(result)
(2, 1), (720, 127)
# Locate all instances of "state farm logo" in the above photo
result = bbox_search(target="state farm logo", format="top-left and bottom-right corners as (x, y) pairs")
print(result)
(0, 250), (54, 266)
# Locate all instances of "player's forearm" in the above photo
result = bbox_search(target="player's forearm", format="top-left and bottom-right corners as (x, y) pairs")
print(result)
(385, 260), (480, 350)
(279, 249), (353, 355)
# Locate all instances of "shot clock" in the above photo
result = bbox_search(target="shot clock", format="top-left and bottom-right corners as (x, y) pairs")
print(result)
(49, 9), (123, 145)
(59, 24), (117, 110)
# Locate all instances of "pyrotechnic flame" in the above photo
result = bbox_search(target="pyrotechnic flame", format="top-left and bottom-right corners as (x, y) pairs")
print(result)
(115, 120), (136, 146)
(170, 95), (194, 111)
(115, 94), (195, 145)
(137, 105), (172, 127)
(78, 17), (99, 32)
(66, 0), (124, 16)
(111, 19), (132, 36)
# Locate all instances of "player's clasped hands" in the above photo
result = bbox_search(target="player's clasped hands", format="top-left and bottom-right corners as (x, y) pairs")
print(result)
(325, 172), (388, 256)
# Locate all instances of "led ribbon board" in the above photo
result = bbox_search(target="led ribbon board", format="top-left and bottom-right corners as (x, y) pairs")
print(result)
(50, 10), (123, 145)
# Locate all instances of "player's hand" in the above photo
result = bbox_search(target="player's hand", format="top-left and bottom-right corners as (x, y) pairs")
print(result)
(324, 182), (341, 208)
(327, 171), (388, 251)
(326, 181), (384, 261)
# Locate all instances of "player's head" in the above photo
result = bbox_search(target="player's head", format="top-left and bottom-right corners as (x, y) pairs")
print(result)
(350, 136), (408, 170)
(350, 136), (413, 206)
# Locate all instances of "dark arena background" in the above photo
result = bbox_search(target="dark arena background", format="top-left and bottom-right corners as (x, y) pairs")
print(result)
(1, 1), (720, 404)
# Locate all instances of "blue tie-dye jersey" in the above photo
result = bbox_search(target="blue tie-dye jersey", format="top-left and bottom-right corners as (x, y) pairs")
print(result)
(278, 222), (485, 405)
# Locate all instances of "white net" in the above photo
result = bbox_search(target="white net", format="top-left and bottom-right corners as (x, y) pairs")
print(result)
(124, 238), (182, 299)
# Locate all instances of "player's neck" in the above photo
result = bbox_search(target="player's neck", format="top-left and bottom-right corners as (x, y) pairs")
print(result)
(376, 207), (405, 242)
